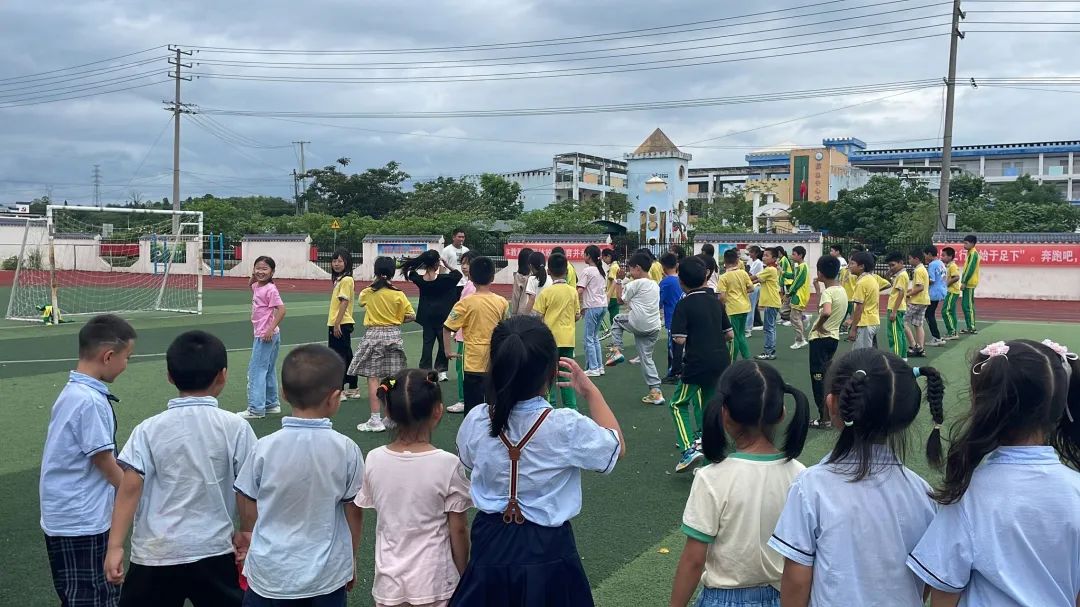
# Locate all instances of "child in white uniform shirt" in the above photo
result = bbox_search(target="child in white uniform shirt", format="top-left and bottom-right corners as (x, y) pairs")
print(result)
(909, 339), (1080, 607)
(106, 331), (256, 606)
(769, 348), (946, 607)
(669, 361), (810, 607)
(234, 345), (365, 606)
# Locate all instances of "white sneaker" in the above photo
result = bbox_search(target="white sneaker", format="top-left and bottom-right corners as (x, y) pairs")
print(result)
(447, 402), (465, 413)
(236, 410), (265, 420)
(584, 369), (603, 377)
(438, 371), (448, 382)
(781, 320), (792, 327)
(357, 417), (386, 432)
(641, 388), (665, 405)
(629, 356), (640, 365)
(265, 405), (281, 414)
(752, 325), (763, 331)
(339, 392), (348, 402)
(790, 340), (808, 350)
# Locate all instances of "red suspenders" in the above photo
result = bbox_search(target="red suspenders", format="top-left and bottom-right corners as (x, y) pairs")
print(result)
(498, 408), (552, 525)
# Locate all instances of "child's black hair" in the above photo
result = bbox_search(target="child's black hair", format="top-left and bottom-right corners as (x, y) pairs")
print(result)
(551, 246), (565, 256)
(166, 330), (227, 392)
(399, 249), (442, 276)
(548, 253), (568, 278)
(694, 252), (719, 277)
(370, 256), (400, 291)
(885, 251), (905, 264)
(516, 247), (534, 276)
(942, 246), (956, 258)
(723, 248), (739, 266)
(700, 243), (715, 257)
(669, 244), (686, 260)
(817, 255), (841, 280)
(747, 245), (762, 260)
(964, 234), (978, 244)
(330, 248), (354, 283)
(601, 248), (617, 261)
(378, 368), (443, 438)
(627, 252), (653, 272)
(830, 244), (844, 255)
(459, 251), (475, 265)
(528, 251), (548, 288)
(792, 245), (806, 258)
(850, 251), (875, 271)
(934, 339), (1080, 504)
(909, 249), (925, 262)
(678, 256), (706, 289)
(486, 315), (559, 437)
(703, 360), (810, 463)
(583, 245), (602, 267)
(850, 244), (867, 253)
(763, 247), (779, 261)
(659, 252), (679, 270)
(281, 344), (345, 409)
(775, 246), (787, 258)
(78, 314), (137, 358)
(470, 256), (495, 286)
(923, 245), (938, 257)
(252, 255), (276, 282)
(635, 247), (657, 261)
(826, 348), (945, 480)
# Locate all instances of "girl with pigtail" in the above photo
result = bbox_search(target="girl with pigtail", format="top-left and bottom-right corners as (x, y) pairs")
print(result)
(669, 361), (810, 607)
(354, 368), (473, 607)
(909, 339), (1080, 607)
(769, 348), (946, 607)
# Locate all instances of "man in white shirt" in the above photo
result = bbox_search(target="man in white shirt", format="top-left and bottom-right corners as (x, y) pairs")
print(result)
(441, 228), (469, 290)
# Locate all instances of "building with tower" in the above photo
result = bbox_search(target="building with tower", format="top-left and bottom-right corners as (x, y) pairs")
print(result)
(624, 129), (691, 246)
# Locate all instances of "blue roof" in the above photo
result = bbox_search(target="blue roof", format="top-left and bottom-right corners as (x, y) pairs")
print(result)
(746, 139), (1080, 165)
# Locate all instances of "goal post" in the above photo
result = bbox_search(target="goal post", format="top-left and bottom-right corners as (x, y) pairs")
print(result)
(5, 206), (204, 323)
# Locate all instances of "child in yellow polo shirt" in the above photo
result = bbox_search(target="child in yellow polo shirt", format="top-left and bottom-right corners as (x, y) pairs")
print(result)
(941, 246), (962, 339)
(846, 251), (882, 350)
(534, 253), (580, 410)
(751, 248), (783, 360)
(443, 256), (509, 413)
(885, 252), (910, 360)
(717, 249), (753, 361)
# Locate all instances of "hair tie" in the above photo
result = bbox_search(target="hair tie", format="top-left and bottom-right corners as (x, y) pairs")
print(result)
(843, 420), (855, 427)
(912, 367), (921, 378)
(380, 378), (397, 393)
(973, 341), (1009, 375)
(854, 369), (867, 378)
(933, 424), (942, 430)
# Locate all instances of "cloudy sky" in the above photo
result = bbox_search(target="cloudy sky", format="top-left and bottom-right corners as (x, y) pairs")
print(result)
(1, 0), (1076, 205)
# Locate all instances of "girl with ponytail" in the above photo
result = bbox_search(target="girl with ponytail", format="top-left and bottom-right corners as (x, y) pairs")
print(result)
(769, 348), (943, 607)
(669, 361), (809, 607)
(909, 339), (1080, 607)
(451, 315), (624, 607)
(578, 245), (608, 376)
(521, 250), (548, 315)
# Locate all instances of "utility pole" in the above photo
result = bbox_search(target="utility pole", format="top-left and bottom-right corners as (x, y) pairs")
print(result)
(292, 169), (301, 215)
(167, 45), (193, 231)
(92, 165), (102, 208)
(292, 141), (310, 213)
(937, 0), (965, 232)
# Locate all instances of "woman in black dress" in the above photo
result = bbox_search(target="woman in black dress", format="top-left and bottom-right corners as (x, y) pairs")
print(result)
(400, 249), (462, 380)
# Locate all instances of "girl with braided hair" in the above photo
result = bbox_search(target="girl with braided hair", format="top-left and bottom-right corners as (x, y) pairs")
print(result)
(769, 348), (945, 607)
(909, 339), (1080, 607)
(354, 368), (472, 607)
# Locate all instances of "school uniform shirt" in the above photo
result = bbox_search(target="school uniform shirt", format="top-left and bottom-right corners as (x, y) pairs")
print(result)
(408, 269), (463, 327)
(327, 275), (355, 326)
(682, 453), (806, 591)
(234, 417), (364, 600)
(359, 286), (415, 327)
(779, 256), (794, 288)
(670, 289), (732, 386)
(534, 280), (580, 349)
(748, 258), (764, 278)
(908, 446), (1080, 607)
(39, 371), (119, 537)
(853, 273), (882, 327)
(578, 265), (607, 309)
(648, 261), (664, 283)
(117, 396), (257, 566)
(947, 261), (962, 295)
(962, 247), (980, 288)
(444, 292), (509, 374)
(810, 286), (849, 341)
(659, 274), (683, 329)
(442, 244), (470, 287)
(354, 446), (472, 606)
(565, 263), (578, 288)
(456, 396), (620, 527)
(841, 268), (857, 300)
(717, 268), (753, 315)
(621, 277), (662, 333)
(525, 274), (549, 304)
(910, 263), (931, 306)
(789, 262), (811, 308)
(757, 266), (782, 309)
(769, 446), (936, 607)
(927, 259), (947, 301)
(605, 262), (621, 299)
(252, 281), (284, 337)
(454, 280), (476, 342)
(889, 271), (909, 312)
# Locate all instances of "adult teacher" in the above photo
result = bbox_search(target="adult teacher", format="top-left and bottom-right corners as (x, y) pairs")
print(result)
(442, 227), (470, 297)
(401, 249), (462, 382)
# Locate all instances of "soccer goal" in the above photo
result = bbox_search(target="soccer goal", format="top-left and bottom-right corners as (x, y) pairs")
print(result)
(5, 206), (203, 323)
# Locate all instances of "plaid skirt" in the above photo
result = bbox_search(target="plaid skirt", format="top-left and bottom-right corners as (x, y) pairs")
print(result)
(348, 326), (407, 378)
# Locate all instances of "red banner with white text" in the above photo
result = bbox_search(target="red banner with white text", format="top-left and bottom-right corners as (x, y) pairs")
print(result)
(503, 242), (608, 262)
(936, 244), (1080, 266)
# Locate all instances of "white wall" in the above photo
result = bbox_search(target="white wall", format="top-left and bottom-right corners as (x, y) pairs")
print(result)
(227, 237), (328, 280)
(972, 266), (1080, 300)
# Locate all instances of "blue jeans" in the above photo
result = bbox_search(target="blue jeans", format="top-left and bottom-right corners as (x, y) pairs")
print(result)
(696, 585), (779, 607)
(747, 287), (761, 333)
(583, 307), (605, 371)
(247, 333), (280, 414)
(763, 307), (778, 355)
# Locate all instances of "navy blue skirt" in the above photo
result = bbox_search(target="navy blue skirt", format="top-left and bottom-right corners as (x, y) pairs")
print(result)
(449, 512), (594, 607)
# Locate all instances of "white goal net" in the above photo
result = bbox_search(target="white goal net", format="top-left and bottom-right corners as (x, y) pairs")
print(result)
(5, 206), (203, 322)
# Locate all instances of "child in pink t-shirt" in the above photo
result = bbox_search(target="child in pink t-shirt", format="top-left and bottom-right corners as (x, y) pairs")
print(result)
(355, 369), (472, 607)
(449, 252), (475, 415)
(240, 256), (286, 420)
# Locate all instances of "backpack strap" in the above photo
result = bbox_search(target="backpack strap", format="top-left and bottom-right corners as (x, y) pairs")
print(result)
(497, 408), (553, 525)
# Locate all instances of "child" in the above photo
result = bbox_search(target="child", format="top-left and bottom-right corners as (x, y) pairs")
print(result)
(443, 256), (509, 412)
(941, 246), (962, 340)
(606, 252), (665, 406)
(448, 252), (476, 414)
(908, 339), (1080, 606)
(452, 316), (624, 606)
(669, 257), (734, 473)
(550, 246), (578, 287)
(807, 256), (848, 429)
(601, 248), (621, 337)
(922, 245), (947, 347)
(669, 361), (810, 607)
(752, 247), (782, 361)
(41, 314), (135, 607)
(769, 348), (945, 607)
(960, 234), (981, 334)
(659, 252), (684, 384)
(787, 246), (811, 350)
(403, 249), (462, 382)
(717, 248), (753, 361)
(829, 244), (847, 271)
(885, 252), (910, 361)
(846, 251), (881, 350)
(535, 253), (581, 410)
(777, 246), (793, 324)
(354, 256), (416, 433)
(240, 255), (286, 420)
(641, 247), (664, 283)
(746, 245), (765, 337)
(356, 369), (473, 607)
(578, 245), (608, 377)
(105, 330), (256, 605)
(328, 248), (358, 400)
(234, 344), (364, 604)
(521, 250), (548, 315)
(510, 247), (534, 316)
(905, 249), (930, 357)
(700, 243), (719, 293)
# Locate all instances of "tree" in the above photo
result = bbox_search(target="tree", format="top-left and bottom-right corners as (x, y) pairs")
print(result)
(399, 177), (480, 218)
(517, 199), (604, 234)
(951, 174), (1078, 233)
(477, 173), (523, 219)
(300, 162), (409, 218)
(790, 175), (935, 242)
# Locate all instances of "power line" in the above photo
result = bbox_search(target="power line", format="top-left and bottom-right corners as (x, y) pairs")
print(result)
(0, 56), (166, 90)
(0, 69), (165, 101)
(0, 46), (166, 83)
(0, 79), (169, 109)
